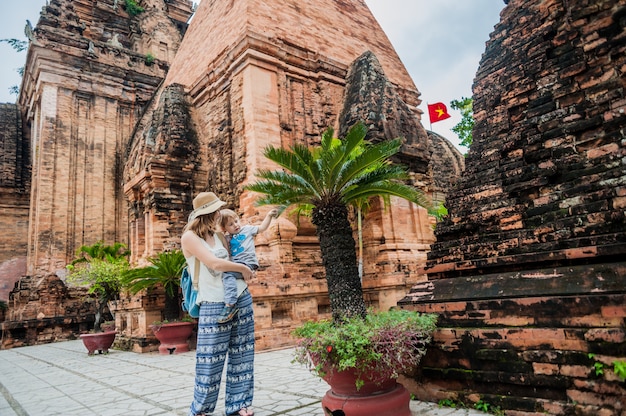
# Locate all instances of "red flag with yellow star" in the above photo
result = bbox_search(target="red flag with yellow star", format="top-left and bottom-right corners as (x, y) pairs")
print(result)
(427, 102), (451, 124)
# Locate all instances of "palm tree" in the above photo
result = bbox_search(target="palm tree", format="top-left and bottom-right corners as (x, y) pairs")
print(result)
(121, 250), (187, 321)
(70, 241), (131, 266)
(245, 121), (430, 322)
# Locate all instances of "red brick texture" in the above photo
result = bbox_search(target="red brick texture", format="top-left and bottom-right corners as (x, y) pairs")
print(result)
(401, 0), (626, 414)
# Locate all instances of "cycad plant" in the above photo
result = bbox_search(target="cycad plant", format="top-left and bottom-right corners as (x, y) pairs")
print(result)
(245, 121), (430, 321)
(121, 250), (187, 321)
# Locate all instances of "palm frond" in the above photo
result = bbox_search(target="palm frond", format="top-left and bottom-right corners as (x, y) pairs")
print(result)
(323, 123), (369, 190)
(344, 181), (431, 209)
(264, 145), (314, 183)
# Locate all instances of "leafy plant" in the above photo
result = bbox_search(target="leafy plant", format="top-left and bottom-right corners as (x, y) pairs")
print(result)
(144, 52), (155, 65)
(1, 38), (28, 96)
(588, 354), (626, 380)
(293, 309), (437, 389)
(70, 240), (130, 266)
(431, 202), (448, 222)
(245, 121), (430, 322)
(124, 0), (145, 16)
(438, 399), (459, 408)
(475, 400), (490, 412)
(613, 360), (626, 380)
(594, 361), (605, 376)
(450, 96), (473, 149)
(67, 257), (129, 332)
(121, 250), (187, 321)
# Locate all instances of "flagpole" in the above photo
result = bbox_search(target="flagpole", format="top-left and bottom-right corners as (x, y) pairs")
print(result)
(427, 102), (432, 131)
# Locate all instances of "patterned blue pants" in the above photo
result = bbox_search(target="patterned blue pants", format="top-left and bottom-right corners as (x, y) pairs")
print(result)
(188, 290), (255, 416)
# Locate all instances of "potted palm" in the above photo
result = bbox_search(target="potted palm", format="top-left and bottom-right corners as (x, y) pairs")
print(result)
(66, 241), (130, 355)
(121, 249), (194, 354)
(245, 121), (436, 415)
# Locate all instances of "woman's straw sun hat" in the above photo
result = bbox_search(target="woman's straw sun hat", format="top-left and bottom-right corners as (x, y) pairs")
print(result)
(188, 192), (226, 221)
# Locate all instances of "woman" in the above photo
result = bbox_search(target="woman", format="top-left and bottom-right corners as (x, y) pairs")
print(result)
(181, 192), (255, 416)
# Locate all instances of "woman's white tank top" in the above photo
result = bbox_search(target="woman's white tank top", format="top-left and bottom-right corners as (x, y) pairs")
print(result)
(186, 233), (248, 303)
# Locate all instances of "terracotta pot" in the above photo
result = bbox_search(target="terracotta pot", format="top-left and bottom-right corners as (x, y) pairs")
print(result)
(320, 366), (411, 416)
(150, 321), (194, 355)
(79, 331), (117, 355)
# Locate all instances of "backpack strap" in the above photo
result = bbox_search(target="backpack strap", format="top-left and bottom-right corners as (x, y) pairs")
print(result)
(192, 257), (200, 290)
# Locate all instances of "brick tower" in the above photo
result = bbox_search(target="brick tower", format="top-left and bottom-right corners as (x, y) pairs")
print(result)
(122, 0), (463, 349)
(401, 0), (626, 413)
(18, 0), (193, 276)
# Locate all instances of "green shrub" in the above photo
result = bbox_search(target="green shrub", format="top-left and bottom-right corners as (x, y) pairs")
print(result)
(125, 0), (144, 16)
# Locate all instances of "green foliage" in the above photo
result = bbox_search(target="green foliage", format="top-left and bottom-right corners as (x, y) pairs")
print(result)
(71, 240), (130, 265)
(438, 399), (459, 408)
(144, 52), (155, 65)
(124, 0), (145, 16)
(122, 250), (185, 298)
(613, 360), (626, 380)
(594, 361), (605, 376)
(430, 202), (448, 222)
(0, 38), (28, 52)
(245, 121), (432, 321)
(475, 400), (490, 412)
(66, 241), (130, 331)
(246, 122), (430, 212)
(450, 97), (473, 148)
(0, 300), (7, 311)
(292, 309), (437, 389)
(121, 250), (186, 321)
(587, 354), (626, 380)
(1, 38), (28, 97)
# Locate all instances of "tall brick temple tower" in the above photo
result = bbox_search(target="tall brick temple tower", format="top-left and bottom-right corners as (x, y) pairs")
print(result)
(121, 0), (463, 350)
(18, 0), (193, 276)
(401, 0), (626, 414)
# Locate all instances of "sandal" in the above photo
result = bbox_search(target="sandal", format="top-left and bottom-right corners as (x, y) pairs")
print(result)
(226, 408), (254, 416)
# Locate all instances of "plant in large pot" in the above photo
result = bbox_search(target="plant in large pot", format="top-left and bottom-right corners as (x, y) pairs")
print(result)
(245, 122), (437, 415)
(293, 309), (437, 412)
(121, 249), (194, 354)
(66, 241), (130, 355)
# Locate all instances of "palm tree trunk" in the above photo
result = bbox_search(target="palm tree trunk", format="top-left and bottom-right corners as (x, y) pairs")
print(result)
(313, 202), (367, 322)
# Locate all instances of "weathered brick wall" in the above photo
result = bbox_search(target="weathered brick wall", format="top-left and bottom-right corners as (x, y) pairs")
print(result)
(0, 0), (193, 346)
(0, 104), (29, 300)
(1, 275), (95, 349)
(401, 1), (626, 414)
(427, 0), (626, 276)
(124, 83), (197, 263)
(18, 0), (192, 276)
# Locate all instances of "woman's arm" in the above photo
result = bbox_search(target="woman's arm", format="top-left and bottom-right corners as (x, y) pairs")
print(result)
(181, 231), (253, 279)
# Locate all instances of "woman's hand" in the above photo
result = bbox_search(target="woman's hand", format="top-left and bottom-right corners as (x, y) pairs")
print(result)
(240, 266), (255, 280)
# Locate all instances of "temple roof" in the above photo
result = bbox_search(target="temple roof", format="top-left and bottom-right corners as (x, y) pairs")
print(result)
(165, 0), (419, 103)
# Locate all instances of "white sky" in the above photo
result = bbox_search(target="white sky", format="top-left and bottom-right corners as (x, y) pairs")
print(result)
(0, 0), (504, 151)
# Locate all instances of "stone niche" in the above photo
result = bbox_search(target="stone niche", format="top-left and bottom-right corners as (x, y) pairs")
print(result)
(400, 1), (626, 414)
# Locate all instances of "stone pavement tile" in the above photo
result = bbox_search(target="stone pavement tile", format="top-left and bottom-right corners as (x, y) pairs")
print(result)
(0, 340), (488, 416)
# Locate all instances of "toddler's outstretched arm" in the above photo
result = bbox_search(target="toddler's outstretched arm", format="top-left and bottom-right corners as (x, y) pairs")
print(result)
(258, 208), (278, 233)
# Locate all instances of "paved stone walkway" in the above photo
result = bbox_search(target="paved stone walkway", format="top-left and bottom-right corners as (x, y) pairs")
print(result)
(0, 340), (488, 415)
